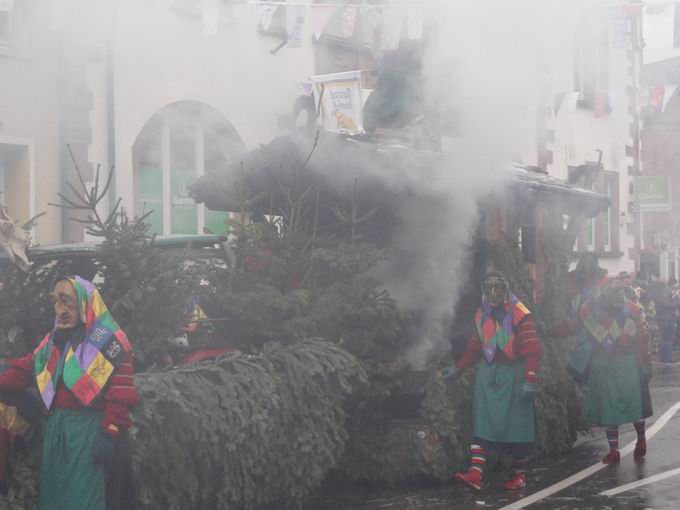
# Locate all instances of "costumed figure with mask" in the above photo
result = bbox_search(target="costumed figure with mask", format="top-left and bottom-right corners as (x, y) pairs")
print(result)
(447, 272), (543, 491)
(555, 277), (652, 464)
(0, 276), (139, 510)
(563, 254), (607, 382)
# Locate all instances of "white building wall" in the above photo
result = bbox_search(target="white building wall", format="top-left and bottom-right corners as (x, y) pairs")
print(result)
(545, 10), (640, 276)
(111, 0), (316, 217)
(0, 1), (62, 244)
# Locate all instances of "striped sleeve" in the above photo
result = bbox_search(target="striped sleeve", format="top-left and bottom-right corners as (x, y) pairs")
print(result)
(101, 351), (139, 436)
(517, 315), (543, 382)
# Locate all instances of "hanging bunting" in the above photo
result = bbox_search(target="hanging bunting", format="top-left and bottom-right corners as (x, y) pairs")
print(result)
(360, 4), (383, 54)
(662, 85), (677, 111)
(381, 5), (405, 50)
(360, 4), (382, 32)
(0, 0), (13, 12)
(339, 6), (358, 39)
(201, 0), (220, 36)
(565, 91), (580, 113)
(621, 2), (644, 17)
(649, 85), (665, 110)
(286, 5), (307, 48)
(257, 1), (278, 31)
(311, 5), (335, 40)
(639, 85), (669, 117)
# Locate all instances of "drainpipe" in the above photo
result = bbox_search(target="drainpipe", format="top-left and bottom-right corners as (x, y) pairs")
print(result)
(106, 12), (116, 211)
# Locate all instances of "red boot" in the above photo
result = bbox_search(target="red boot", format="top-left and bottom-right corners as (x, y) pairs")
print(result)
(454, 469), (483, 491)
(634, 439), (646, 461)
(602, 449), (620, 465)
(503, 471), (527, 490)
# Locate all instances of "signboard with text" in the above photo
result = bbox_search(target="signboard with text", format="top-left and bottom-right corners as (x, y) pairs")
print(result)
(634, 176), (671, 211)
(311, 71), (364, 135)
(171, 169), (198, 234)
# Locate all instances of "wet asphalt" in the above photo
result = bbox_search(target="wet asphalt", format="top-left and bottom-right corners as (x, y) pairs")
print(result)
(307, 361), (680, 510)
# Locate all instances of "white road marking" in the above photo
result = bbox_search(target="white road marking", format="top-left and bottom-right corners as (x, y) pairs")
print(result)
(599, 466), (680, 497)
(498, 400), (680, 510)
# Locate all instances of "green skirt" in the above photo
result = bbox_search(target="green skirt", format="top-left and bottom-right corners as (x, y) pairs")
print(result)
(584, 352), (643, 426)
(472, 360), (535, 443)
(40, 408), (106, 510)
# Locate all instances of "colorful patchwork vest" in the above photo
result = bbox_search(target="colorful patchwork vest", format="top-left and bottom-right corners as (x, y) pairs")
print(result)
(33, 276), (131, 410)
(580, 299), (640, 352)
(474, 295), (531, 363)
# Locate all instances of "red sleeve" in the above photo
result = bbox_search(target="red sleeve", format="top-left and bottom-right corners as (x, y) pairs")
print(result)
(101, 351), (139, 436)
(0, 353), (34, 391)
(456, 333), (482, 370)
(517, 316), (543, 383)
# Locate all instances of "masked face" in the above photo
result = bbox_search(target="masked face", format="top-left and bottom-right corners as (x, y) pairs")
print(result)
(603, 279), (626, 308)
(51, 280), (78, 329)
(483, 276), (507, 307)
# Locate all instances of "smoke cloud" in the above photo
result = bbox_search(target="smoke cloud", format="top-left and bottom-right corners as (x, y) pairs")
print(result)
(369, 0), (592, 367)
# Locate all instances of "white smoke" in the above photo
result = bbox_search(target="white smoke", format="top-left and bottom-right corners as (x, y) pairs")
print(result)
(376, 0), (593, 367)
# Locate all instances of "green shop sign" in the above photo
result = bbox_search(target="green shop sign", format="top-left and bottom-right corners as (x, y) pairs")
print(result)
(634, 176), (671, 211)
(138, 165), (164, 235)
(171, 169), (198, 234)
(137, 166), (230, 236)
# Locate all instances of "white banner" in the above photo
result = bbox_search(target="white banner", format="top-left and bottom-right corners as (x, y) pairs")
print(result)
(201, 0), (220, 36)
(565, 91), (580, 113)
(286, 5), (306, 47)
(311, 5), (334, 39)
(380, 6), (405, 50)
(257, 2), (278, 31)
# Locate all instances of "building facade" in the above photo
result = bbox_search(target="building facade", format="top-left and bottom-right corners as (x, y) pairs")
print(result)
(543, 4), (644, 276)
(1, 0), (317, 243)
(0, 0), (62, 244)
(1, 0), (648, 272)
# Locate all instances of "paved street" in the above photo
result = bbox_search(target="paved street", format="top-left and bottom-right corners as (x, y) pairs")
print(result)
(309, 362), (680, 510)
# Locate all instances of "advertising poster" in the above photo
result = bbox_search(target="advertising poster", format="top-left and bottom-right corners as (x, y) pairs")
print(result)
(311, 71), (364, 134)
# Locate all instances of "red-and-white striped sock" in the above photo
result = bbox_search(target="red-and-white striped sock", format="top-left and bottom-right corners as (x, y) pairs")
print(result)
(605, 426), (619, 451)
(470, 444), (489, 474)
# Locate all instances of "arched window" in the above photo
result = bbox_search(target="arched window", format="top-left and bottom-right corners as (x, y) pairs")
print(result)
(132, 102), (245, 235)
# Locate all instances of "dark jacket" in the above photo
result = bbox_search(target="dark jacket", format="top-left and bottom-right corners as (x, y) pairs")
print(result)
(648, 282), (678, 322)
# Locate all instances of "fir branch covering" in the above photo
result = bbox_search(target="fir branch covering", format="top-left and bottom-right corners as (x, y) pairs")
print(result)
(131, 338), (365, 510)
(0, 339), (364, 510)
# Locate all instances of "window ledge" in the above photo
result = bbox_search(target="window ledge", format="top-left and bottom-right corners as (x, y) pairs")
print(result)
(574, 250), (623, 259)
